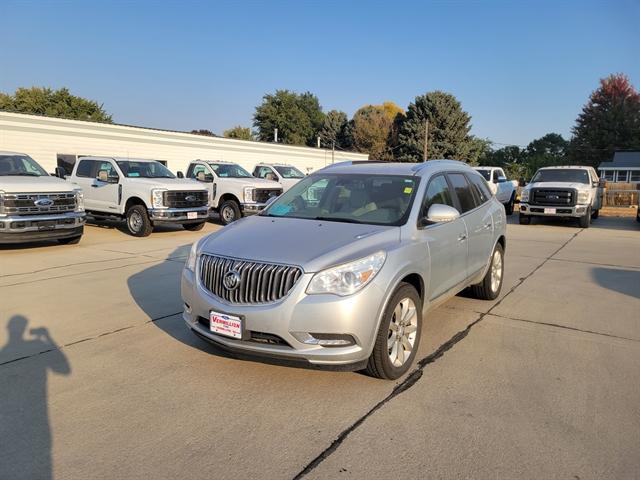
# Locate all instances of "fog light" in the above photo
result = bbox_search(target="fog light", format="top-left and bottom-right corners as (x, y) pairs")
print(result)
(291, 332), (355, 347)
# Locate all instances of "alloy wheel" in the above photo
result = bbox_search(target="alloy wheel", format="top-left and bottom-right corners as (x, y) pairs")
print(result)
(490, 249), (503, 293)
(387, 297), (418, 367)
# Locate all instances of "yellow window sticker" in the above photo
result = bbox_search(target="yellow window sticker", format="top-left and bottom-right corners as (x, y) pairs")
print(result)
(403, 187), (413, 194)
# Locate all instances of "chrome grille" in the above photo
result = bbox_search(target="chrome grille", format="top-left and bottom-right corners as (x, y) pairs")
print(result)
(163, 190), (208, 208)
(199, 254), (303, 304)
(531, 188), (576, 206)
(0, 192), (76, 215)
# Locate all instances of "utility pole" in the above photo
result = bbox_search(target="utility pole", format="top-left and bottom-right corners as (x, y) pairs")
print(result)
(274, 128), (278, 143)
(423, 119), (429, 162)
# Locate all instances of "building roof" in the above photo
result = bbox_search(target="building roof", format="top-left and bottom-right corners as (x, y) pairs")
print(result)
(598, 151), (640, 169)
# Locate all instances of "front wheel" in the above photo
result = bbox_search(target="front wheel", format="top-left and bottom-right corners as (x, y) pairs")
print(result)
(578, 207), (591, 228)
(591, 208), (599, 220)
(126, 205), (153, 237)
(183, 222), (205, 231)
(470, 243), (504, 300)
(218, 200), (241, 225)
(365, 283), (422, 380)
(519, 213), (531, 225)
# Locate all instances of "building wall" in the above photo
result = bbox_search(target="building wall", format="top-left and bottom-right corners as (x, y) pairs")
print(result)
(0, 112), (368, 174)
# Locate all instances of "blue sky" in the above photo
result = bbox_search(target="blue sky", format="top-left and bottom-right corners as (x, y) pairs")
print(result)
(1, 0), (638, 147)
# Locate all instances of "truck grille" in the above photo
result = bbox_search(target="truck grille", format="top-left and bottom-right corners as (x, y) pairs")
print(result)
(530, 188), (576, 206)
(0, 192), (76, 215)
(163, 190), (208, 208)
(254, 188), (282, 204)
(199, 254), (303, 304)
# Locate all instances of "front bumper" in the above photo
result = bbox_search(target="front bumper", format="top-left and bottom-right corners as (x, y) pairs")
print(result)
(519, 203), (589, 218)
(180, 266), (386, 367)
(149, 206), (209, 222)
(0, 211), (86, 243)
(240, 202), (270, 215)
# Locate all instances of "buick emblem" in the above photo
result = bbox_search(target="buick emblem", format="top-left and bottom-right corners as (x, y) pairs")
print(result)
(34, 198), (54, 207)
(185, 195), (196, 202)
(223, 270), (241, 291)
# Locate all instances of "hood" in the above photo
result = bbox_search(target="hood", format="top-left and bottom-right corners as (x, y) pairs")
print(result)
(218, 177), (281, 189)
(0, 175), (76, 193)
(200, 215), (400, 273)
(279, 178), (301, 192)
(526, 182), (590, 191)
(122, 177), (208, 191)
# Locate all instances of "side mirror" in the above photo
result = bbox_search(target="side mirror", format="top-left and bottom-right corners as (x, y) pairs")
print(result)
(497, 177), (507, 183)
(196, 172), (213, 183)
(54, 166), (66, 179)
(177, 171), (184, 178)
(421, 204), (461, 226)
(97, 170), (119, 184)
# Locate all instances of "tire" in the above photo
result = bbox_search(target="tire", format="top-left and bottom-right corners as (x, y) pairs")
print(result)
(519, 213), (531, 225)
(58, 234), (82, 245)
(183, 222), (205, 231)
(504, 193), (515, 215)
(591, 209), (599, 220)
(126, 204), (153, 237)
(219, 200), (241, 225)
(365, 283), (422, 380)
(470, 243), (504, 300)
(578, 207), (591, 228)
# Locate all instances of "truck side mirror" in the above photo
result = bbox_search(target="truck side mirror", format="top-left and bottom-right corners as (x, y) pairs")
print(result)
(177, 171), (184, 178)
(97, 170), (119, 184)
(54, 166), (66, 179)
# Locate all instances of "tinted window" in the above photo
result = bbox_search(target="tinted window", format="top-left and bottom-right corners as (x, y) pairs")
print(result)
(0, 154), (48, 176)
(116, 160), (174, 178)
(274, 166), (305, 178)
(421, 175), (454, 217)
(531, 169), (589, 184)
(76, 159), (95, 178)
(448, 173), (477, 213)
(209, 163), (252, 178)
(189, 164), (208, 179)
(467, 173), (491, 205)
(476, 169), (491, 181)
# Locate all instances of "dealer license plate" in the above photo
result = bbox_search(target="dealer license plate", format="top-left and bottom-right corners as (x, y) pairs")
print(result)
(187, 211), (197, 220)
(210, 311), (242, 339)
(544, 208), (556, 214)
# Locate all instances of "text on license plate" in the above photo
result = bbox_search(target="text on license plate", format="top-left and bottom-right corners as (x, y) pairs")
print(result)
(210, 312), (242, 339)
(544, 208), (556, 214)
(187, 211), (197, 219)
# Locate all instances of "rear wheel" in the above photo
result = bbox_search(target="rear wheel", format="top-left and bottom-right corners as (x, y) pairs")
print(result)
(519, 213), (531, 225)
(365, 283), (422, 380)
(470, 243), (504, 300)
(591, 208), (599, 219)
(219, 200), (241, 225)
(578, 207), (591, 228)
(504, 193), (515, 215)
(183, 222), (205, 231)
(126, 204), (153, 237)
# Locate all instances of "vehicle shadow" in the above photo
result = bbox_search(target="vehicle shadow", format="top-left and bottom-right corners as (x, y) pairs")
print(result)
(0, 315), (70, 480)
(87, 217), (188, 235)
(588, 216), (640, 232)
(591, 267), (640, 300)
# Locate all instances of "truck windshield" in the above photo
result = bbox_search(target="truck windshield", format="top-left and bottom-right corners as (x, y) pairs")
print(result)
(116, 161), (175, 178)
(0, 154), (49, 176)
(209, 163), (252, 178)
(274, 166), (305, 179)
(262, 173), (419, 226)
(475, 169), (491, 181)
(531, 169), (590, 184)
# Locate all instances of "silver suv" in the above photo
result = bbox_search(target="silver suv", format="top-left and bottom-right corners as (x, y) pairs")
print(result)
(182, 160), (507, 379)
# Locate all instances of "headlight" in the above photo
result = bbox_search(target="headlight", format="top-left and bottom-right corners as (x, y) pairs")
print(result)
(151, 189), (167, 208)
(520, 189), (530, 202)
(577, 191), (589, 204)
(307, 251), (386, 296)
(186, 240), (199, 272)
(243, 187), (255, 203)
(74, 189), (85, 212)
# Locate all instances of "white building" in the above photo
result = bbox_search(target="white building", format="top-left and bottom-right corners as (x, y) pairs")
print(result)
(0, 111), (368, 175)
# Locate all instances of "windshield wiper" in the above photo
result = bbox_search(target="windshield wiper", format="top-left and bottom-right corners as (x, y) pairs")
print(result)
(4, 172), (41, 176)
(314, 216), (363, 224)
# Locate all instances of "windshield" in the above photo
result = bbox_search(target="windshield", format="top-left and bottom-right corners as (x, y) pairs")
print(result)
(274, 165), (305, 179)
(262, 173), (419, 226)
(531, 168), (590, 184)
(209, 163), (252, 178)
(0, 154), (49, 177)
(476, 169), (491, 181)
(116, 161), (175, 178)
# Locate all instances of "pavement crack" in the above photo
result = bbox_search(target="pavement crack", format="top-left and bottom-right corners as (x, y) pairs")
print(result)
(0, 255), (136, 279)
(293, 228), (584, 479)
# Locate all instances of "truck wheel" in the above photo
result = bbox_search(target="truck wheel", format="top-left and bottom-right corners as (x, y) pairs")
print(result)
(470, 243), (504, 300)
(183, 222), (205, 231)
(58, 235), (82, 245)
(519, 213), (531, 225)
(504, 193), (515, 215)
(219, 200), (241, 225)
(591, 209), (599, 220)
(365, 283), (422, 380)
(126, 205), (153, 237)
(579, 207), (591, 228)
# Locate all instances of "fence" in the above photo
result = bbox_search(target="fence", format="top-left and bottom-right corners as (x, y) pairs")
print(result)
(603, 189), (639, 207)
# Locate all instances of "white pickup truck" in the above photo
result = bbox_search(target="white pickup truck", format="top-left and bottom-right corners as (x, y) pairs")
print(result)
(68, 156), (209, 237)
(519, 165), (603, 228)
(0, 151), (86, 245)
(184, 160), (282, 225)
(474, 166), (518, 214)
(252, 163), (306, 192)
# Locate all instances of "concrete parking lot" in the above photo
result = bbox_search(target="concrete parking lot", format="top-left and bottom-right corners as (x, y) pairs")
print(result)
(1, 216), (639, 479)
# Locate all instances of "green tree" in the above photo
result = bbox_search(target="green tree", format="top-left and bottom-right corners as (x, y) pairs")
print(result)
(223, 126), (254, 140)
(253, 90), (325, 146)
(396, 91), (482, 163)
(524, 133), (569, 179)
(478, 144), (526, 181)
(190, 129), (216, 136)
(350, 102), (403, 160)
(569, 73), (640, 167)
(319, 110), (350, 149)
(0, 86), (112, 123)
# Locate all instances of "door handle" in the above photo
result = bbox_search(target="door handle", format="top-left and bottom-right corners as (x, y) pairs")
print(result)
(483, 223), (492, 230)
(458, 233), (467, 242)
